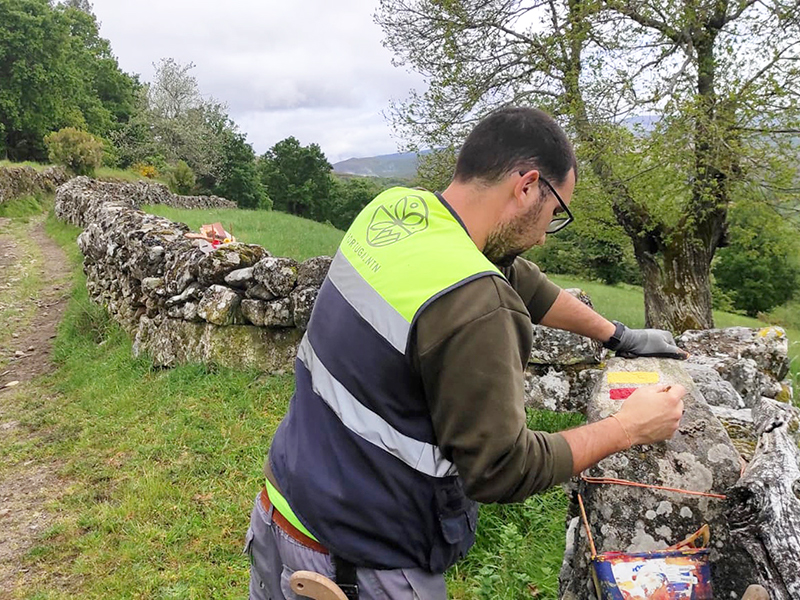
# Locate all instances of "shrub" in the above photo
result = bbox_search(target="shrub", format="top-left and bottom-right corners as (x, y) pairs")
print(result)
(167, 160), (196, 195)
(713, 201), (800, 316)
(44, 127), (104, 176)
(133, 162), (159, 179)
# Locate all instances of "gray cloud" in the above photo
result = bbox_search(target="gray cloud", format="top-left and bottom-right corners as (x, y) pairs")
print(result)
(91, 0), (424, 162)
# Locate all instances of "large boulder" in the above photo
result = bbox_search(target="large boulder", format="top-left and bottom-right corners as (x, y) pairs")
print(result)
(560, 357), (759, 600)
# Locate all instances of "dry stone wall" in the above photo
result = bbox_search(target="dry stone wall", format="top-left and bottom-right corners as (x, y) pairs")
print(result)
(55, 176), (323, 372)
(0, 165), (69, 204)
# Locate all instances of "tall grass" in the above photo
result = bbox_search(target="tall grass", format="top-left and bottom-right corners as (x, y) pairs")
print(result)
(143, 205), (345, 261)
(0, 192), (50, 219)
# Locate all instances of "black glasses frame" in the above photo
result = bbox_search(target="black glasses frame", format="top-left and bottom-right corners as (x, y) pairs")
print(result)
(519, 171), (574, 234)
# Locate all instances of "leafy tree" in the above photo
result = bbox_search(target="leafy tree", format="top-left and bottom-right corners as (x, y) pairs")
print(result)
(258, 137), (333, 219)
(329, 176), (385, 229)
(167, 160), (196, 195)
(414, 147), (457, 193)
(144, 58), (229, 181)
(377, 0), (800, 332)
(713, 196), (800, 316)
(213, 129), (270, 209)
(0, 0), (137, 161)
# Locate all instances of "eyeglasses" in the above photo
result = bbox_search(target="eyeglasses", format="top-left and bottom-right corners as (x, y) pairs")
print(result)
(519, 172), (574, 234)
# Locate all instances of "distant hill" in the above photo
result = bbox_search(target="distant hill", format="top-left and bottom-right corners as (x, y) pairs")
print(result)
(333, 116), (659, 179)
(333, 150), (429, 180)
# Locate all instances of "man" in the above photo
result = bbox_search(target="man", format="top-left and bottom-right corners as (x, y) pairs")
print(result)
(245, 107), (687, 600)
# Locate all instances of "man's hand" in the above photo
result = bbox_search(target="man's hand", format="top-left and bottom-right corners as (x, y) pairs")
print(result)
(615, 385), (686, 446)
(614, 324), (688, 359)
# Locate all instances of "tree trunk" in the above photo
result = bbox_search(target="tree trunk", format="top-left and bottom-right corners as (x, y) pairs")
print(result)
(635, 236), (714, 333)
(727, 398), (800, 600)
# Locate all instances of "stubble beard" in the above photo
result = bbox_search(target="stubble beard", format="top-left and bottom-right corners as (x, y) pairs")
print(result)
(483, 200), (545, 268)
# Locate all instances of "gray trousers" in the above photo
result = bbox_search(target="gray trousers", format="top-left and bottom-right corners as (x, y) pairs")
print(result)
(245, 492), (447, 600)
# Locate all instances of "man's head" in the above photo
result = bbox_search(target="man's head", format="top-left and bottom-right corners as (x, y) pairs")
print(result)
(449, 107), (577, 266)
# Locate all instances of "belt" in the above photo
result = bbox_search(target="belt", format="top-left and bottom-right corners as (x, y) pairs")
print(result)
(260, 487), (329, 554)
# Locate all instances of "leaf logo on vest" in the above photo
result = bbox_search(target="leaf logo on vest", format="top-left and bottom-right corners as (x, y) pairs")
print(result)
(366, 194), (429, 247)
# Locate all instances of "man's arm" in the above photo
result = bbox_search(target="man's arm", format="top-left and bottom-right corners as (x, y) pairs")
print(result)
(414, 277), (686, 502)
(538, 288), (616, 341)
(561, 384), (685, 474)
(539, 289), (688, 359)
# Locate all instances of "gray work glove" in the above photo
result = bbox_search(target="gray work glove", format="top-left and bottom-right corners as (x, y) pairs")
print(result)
(605, 322), (688, 359)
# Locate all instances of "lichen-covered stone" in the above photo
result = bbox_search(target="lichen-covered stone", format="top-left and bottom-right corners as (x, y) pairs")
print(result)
(241, 299), (268, 326)
(710, 406), (756, 460)
(197, 285), (243, 325)
(197, 244), (268, 285)
(133, 316), (302, 372)
(523, 367), (598, 414)
(253, 257), (299, 297)
(165, 283), (202, 308)
(246, 283), (276, 301)
(678, 327), (790, 380)
(718, 358), (774, 407)
(678, 327), (791, 408)
(685, 363), (745, 409)
(290, 286), (318, 330)
(163, 245), (204, 296)
(297, 256), (333, 287)
(529, 289), (604, 366)
(560, 357), (759, 600)
(182, 301), (199, 322)
(1, 165), (68, 205)
(224, 266), (255, 288)
(263, 297), (294, 327)
(141, 277), (165, 297)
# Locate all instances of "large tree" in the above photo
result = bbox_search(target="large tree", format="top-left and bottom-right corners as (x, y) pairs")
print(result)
(0, 0), (137, 161)
(377, 0), (800, 332)
(257, 137), (333, 219)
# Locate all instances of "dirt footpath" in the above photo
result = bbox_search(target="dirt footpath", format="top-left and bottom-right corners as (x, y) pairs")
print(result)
(0, 216), (73, 596)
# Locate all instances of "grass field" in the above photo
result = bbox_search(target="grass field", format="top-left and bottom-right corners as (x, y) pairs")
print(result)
(143, 205), (345, 261)
(1, 202), (796, 599)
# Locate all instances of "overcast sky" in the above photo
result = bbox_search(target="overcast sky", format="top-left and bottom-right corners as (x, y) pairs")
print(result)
(90, 0), (426, 163)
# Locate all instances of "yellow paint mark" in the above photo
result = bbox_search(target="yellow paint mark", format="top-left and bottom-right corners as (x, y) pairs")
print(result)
(758, 326), (785, 338)
(607, 371), (660, 384)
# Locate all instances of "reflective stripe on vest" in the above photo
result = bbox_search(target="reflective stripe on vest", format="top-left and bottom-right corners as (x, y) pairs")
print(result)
(269, 187), (504, 571)
(298, 335), (457, 478)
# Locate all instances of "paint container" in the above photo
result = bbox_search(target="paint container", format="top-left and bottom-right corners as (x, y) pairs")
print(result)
(590, 548), (713, 600)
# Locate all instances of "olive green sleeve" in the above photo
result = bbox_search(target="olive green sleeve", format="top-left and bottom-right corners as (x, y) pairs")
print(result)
(413, 277), (573, 504)
(501, 257), (562, 323)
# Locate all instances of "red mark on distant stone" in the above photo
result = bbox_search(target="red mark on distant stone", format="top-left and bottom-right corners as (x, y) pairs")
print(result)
(610, 388), (637, 400)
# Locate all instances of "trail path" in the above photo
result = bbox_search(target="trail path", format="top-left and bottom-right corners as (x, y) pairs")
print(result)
(0, 215), (73, 596)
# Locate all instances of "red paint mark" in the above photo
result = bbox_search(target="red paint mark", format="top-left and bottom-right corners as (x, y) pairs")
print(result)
(610, 388), (637, 400)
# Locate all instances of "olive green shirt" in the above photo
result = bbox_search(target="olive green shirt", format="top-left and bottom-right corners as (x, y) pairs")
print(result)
(410, 257), (573, 503)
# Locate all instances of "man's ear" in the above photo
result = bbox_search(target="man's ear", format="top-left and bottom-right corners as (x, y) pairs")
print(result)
(515, 169), (541, 207)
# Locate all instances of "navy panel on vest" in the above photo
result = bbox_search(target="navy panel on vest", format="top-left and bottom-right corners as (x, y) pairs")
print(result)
(270, 360), (477, 571)
(307, 278), (435, 444)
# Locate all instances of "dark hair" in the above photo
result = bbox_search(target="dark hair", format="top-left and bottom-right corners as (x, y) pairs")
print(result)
(454, 107), (577, 186)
